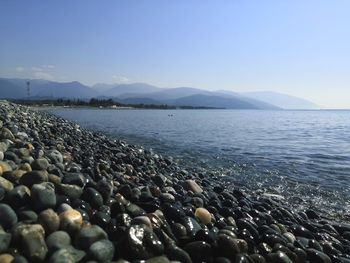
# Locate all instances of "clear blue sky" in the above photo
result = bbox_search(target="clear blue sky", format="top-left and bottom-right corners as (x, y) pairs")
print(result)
(0, 1), (349, 108)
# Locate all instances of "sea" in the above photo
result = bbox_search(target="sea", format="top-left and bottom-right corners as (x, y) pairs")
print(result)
(50, 108), (350, 219)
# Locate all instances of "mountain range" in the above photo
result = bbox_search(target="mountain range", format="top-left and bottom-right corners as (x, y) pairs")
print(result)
(0, 77), (319, 109)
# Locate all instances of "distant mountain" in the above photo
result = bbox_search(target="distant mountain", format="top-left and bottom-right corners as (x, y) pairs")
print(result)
(137, 87), (212, 101)
(5, 78), (51, 95)
(0, 78), (27, 98)
(243, 91), (319, 109)
(104, 83), (162, 97)
(173, 94), (260, 109)
(0, 77), (319, 109)
(35, 81), (99, 99)
(117, 97), (164, 105)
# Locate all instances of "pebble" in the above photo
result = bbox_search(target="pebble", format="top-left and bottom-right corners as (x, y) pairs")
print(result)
(31, 158), (49, 171)
(74, 225), (108, 250)
(0, 254), (14, 263)
(38, 209), (60, 234)
(184, 241), (212, 262)
(13, 224), (48, 262)
(194, 207), (211, 224)
(31, 182), (56, 211)
(59, 209), (83, 232)
(0, 177), (13, 192)
(46, 231), (71, 251)
(0, 231), (11, 253)
(88, 239), (115, 262)
(183, 180), (203, 193)
(19, 170), (48, 187)
(0, 204), (17, 229)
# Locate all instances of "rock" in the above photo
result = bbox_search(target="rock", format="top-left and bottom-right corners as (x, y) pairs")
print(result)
(0, 177), (13, 192)
(0, 162), (12, 174)
(17, 209), (38, 222)
(0, 231), (11, 253)
(166, 245), (192, 263)
(126, 203), (146, 217)
(88, 239), (115, 262)
(123, 224), (164, 260)
(283, 232), (296, 243)
(74, 225), (108, 250)
(146, 256), (171, 263)
(48, 247), (86, 263)
(48, 249), (75, 263)
(11, 255), (29, 263)
(46, 231), (71, 251)
(306, 248), (331, 263)
(132, 216), (153, 228)
(0, 128), (15, 140)
(58, 184), (83, 200)
(59, 209), (83, 232)
(184, 241), (212, 262)
(62, 172), (87, 187)
(82, 187), (104, 209)
(13, 224), (48, 262)
(31, 182), (56, 211)
(194, 208), (211, 224)
(216, 234), (240, 260)
(0, 254), (14, 263)
(0, 204), (17, 229)
(19, 170), (48, 187)
(38, 209), (60, 234)
(31, 158), (49, 171)
(46, 150), (63, 164)
(183, 180), (203, 193)
(0, 152), (3, 162)
(266, 251), (293, 263)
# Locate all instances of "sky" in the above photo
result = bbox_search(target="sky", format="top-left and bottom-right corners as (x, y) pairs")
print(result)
(0, 1), (350, 108)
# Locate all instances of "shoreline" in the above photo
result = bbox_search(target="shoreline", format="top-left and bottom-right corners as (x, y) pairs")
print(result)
(0, 101), (349, 262)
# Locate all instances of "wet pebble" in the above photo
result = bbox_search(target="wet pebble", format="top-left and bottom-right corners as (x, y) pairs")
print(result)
(0, 204), (17, 229)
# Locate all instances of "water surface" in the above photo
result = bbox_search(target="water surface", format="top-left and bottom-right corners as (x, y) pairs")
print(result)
(50, 108), (350, 218)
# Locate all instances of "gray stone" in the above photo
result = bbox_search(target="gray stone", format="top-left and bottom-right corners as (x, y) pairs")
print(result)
(88, 239), (115, 262)
(0, 204), (17, 229)
(31, 182), (56, 211)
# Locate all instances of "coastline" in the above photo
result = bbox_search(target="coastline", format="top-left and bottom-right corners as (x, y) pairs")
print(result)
(0, 101), (349, 262)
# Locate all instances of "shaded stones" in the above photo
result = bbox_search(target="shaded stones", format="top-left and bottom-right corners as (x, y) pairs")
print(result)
(46, 231), (71, 251)
(62, 172), (87, 187)
(0, 128), (15, 141)
(0, 231), (11, 253)
(58, 183), (83, 200)
(38, 209), (60, 234)
(19, 170), (48, 187)
(0, 204), (17, 229)
(74, 225), (108, 250)
(31, 182), (56, 211)
(184, 241), (212, 262)
(82, 187), (104, 209)
(31, 158), (49, 171)
(88, 239), (115, 262)
(195, 207), (211, 224)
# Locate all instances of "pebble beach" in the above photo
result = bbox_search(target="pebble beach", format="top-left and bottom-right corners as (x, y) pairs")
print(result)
(0, 101), (349, 263)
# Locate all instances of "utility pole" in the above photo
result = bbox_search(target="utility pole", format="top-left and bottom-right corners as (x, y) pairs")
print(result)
(27, 81), (30, 97)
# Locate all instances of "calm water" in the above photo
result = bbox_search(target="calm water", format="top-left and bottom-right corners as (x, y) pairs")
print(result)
(50, 108), (350, 218)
